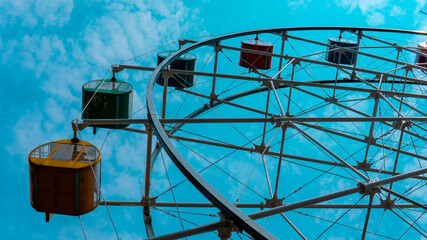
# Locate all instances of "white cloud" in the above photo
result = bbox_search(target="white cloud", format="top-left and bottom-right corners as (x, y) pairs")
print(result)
(288, 0), (312, 11)
(334, 0), (358, 13)
(103, 172), (142, 199)
(359, 0), (389, 15)
(44, 98), (66, 123)
(416, 0), (426, 11)
(332, 0), (401, 26)
(334, 0), (389, 14)
(1, 39), (17, 63)
(366, 11), (386, 26)
(390, 5), (406, 17)
(0, 0), (74, 28)
(6, 111), (63, 162)
(6, 3), (205, 215)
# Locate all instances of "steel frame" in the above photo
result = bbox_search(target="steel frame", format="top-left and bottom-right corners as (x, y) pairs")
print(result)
(93, 27), (427, 239)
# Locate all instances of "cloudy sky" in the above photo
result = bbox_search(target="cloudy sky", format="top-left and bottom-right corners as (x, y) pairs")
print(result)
(2, 0), (427, 239)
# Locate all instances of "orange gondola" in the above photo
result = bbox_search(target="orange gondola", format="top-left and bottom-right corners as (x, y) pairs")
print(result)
(29, 139), (101, 221)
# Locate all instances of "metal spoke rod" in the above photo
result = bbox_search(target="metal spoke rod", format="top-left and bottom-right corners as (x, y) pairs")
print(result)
(388, 127), (406, 192)
(179, 35), (427, 74)
(123, 126), (427, 181)
(273, 128), (286, 198)
(262, 155), (274, 198)
(292, 123), (369, 182)
(389, 209), (427, 238)
(78, 116), (427, 126)
(102, 201), (427, 209)
(117, 64), (427, 98)
(250, 164), (427, 220)
(270, 75), (367, 186)
(280, 213), (307, 240)
(146, 221), (229, 240)
(381, 187), (427, 212)
(283, 32), (427, 73)
(122, 126), (427, 181)
(363, 94), (379, 164)
(361, 32), (427, 64)
(298, 122), (427, 162)
(177, 88), (271, 116)
(361, 194), (374, 240)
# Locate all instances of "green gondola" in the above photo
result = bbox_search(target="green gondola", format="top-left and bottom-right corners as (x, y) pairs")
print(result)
(82, 78), (133, 129)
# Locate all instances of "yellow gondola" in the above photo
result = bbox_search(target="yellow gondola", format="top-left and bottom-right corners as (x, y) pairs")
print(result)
(29, 139), (101, 221)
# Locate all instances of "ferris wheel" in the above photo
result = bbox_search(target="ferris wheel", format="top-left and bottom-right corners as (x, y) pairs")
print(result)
(29, 27), (427, 239)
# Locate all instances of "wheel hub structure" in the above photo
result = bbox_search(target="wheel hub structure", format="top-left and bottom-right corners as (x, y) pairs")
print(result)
(79, 27), (427, 239)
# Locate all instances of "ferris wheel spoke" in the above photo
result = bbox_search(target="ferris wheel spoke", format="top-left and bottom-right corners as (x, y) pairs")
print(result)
(292, 32), (421, 75)
(272, 128), (286, 198)
(154, 127), (280, 199)
(173, 136), (268, 199)
(172, 50), (215, 119)
(372, 209), (388, 240)
(279, 161), (348, 200)
(363, 94), (380, 165)
(265, 82), (366, 183)
(381, 187), (427, 212)
(388, 94), (427, 118)
(170, 126), (427, 181)
(360, 38), (395, 74)
(177, 88), (272, 116)
(235, 123), (285, 203)
(261, 155), (274, 199)
(388, 128), (406, 192)
(148, 210), (226, 240)
(90, 120), (427, 167)
(145, 67), (427, 99)
(397, 210), (427, 239)
(291, 123), (368, 181)
(361, 33), (422, 61)
(409, 135), (427, 186)
(389, 208), (427, 238)
(401, 182), (427, 200)
(395, 206), (427, 234)
(220, 48), (282, 114)
(295, 209), (396, 240)
(174, 79), (258, 145)
(102, 200), (427, 210)
(286, 41), (332, 99)
(250, 165), (427, 222)
(159, 150), (186, 235)
(280, 213), (307, 240)
(290, 84), (368, 117)
(270, 152), (360, 182)
(361, 193), (374, 240)
(315, 195), (364, 239)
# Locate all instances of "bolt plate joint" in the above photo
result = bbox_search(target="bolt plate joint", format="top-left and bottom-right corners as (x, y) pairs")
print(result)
(264, 197), (284, 208)
(380, 198), (396, 210)
(217, 213), (242, 239)
(357, 182), (380, 195)
(252, 143), (271, 154)
(357, 161), (373, 171)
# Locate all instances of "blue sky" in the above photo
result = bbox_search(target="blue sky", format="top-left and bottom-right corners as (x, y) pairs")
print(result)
(2, 0), (427, 239)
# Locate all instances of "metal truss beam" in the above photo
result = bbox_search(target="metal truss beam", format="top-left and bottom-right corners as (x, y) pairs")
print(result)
(118, 64), (427, 98)
(102, 201), (427, 209)
(122, 127), (427, 181)
(79, 116), (427, 125)
(250, 164), (427, 220)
